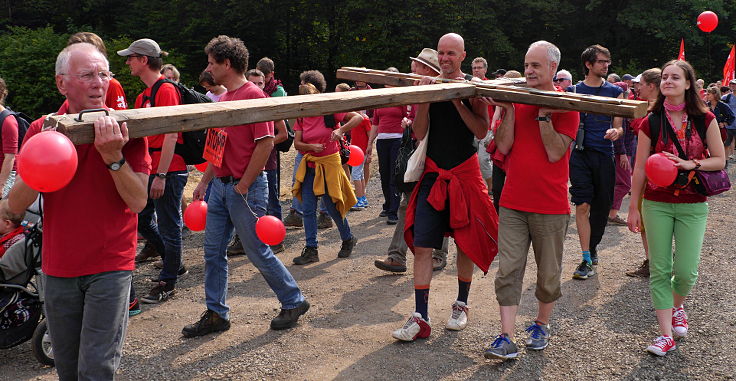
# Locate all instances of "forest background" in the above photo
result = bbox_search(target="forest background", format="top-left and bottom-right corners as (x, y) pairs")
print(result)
(1, 0), (735, 119)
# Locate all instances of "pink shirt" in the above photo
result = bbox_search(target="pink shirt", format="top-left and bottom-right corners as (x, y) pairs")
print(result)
(0, 113), (18, 170)
(295, 113), (347, 157)
(372, 106), (406, 136)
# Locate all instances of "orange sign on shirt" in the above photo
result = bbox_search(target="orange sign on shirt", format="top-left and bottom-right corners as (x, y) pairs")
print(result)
(203, 128), (227, 167)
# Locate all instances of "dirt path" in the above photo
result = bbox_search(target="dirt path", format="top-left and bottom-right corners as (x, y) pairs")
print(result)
(2, 152), (735, 380)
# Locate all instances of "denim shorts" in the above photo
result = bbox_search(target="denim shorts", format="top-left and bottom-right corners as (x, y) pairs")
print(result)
(351, 161), (365, 181)
(412, 173), (450, 249)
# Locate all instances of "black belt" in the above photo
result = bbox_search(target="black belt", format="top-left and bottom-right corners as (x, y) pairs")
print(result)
(218, 176), (240, 184)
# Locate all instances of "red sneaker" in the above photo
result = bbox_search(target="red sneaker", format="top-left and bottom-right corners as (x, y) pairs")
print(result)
(672, 307), (688, 338)
(646, 336), (676, 356)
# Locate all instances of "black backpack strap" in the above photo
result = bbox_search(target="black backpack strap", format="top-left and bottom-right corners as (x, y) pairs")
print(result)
(647, 112), (662, 151)
(464, 73), (474, 81)
(142, 78), (171, 107)
(0, 109), (10, 127)
(691, 114), (707, 148)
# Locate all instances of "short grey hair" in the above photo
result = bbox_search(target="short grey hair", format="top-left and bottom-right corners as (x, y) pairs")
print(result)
(55, 43), (108, 75)
(528, 40), (560, 66)
(472, 57), (488, 68)
(556, 69), (572, 81)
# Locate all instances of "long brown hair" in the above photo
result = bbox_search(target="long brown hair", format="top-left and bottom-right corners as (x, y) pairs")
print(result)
(651, 60), (708, 116)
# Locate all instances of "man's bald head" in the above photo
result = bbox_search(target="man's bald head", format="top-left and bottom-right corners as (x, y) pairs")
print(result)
(436, 33), (466, 78)
(438, 33), (465, 51)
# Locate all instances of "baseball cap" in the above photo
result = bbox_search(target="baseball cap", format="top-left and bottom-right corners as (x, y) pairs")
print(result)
(117, 38), (161, 57)
(730, 79), (736, 85)
(622, 74), (634, 81)
(633, 74), (641, 83)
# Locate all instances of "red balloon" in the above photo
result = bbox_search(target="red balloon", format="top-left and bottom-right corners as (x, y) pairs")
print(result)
(194, 162), (208, 172)
(347, 145), (365, 167)
(697, 11), (718, 33)
(17, 131), (78, 192)
(183, 200), (208, 231)
(645, 153), (678, 187)
(256, 215), (286, 245)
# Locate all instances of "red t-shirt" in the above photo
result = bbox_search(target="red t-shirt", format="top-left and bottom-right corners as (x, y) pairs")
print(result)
(106, 78), (128, 110)
(135, 76), (186, 173)
(0, 113), (19, 170)
(372, 106), (406, 135)
(24, 103), (151, 277)
(500, 103), (580, 214)
(350, 116), (372, 153)
(295, 113), (347, 157)
(639, 112), (714, 204)
(214, 81), (274, 178)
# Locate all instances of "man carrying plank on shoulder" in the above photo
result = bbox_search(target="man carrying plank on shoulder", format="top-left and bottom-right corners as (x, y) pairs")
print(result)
(392, 33), (498, 341)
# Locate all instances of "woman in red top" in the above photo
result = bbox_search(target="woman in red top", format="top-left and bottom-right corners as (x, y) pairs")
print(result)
(628, 60), (725, 357)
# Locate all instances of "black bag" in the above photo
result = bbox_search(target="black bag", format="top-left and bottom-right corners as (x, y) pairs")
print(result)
(145, 79), (211, 165)
(323, 114), (350, 164)
(274, 119), (295, 152)
(394, 126), (418, 193)
(0, 107), (31, 147)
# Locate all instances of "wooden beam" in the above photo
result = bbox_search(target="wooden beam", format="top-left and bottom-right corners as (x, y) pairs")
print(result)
(46, 83), (477, 145)
(337, 67), (648, 119)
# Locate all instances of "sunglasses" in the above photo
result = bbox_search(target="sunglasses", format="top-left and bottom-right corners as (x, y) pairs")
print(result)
(554, 78), (570, 82)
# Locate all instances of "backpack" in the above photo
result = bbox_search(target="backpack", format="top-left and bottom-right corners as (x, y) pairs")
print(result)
(647, 112), (707, 151)
(0, 107), (31, 147)
(144, 79), (211, 165)
(274, 119), (295, 152)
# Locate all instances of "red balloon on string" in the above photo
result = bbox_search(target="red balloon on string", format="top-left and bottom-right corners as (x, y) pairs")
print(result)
(256, 215), (286, 245)
(697, 11), (718, 33)
(183, 200), (208, 231)
(194, 162), (208, 172)
(347, 145), (365, 166)
(17, 131), (78, 192)
(645, 153), (678, 187)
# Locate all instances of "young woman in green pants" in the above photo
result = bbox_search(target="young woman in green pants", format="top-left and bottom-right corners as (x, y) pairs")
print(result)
(627, 60), (725, 356)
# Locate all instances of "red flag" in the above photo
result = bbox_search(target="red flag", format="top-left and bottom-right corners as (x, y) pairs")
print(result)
(723, 45), (735, 86)
(678, 38), (685, 60)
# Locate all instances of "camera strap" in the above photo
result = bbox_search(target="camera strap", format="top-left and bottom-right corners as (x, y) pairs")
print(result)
(661, 116), (696, 194)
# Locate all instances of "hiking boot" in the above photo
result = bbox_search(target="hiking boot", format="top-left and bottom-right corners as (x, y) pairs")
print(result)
(135, 242), (160, 263)
(608, 215), (627, 226)
(646, 335), (676, 356)
(270, 243), (285, 254)
(387, 216), (398, 225)
(182, 309), (231, 338)
(484, 334), (519, 360)
(572, 260), (595, 280)
(293, 246), (319, 265)
(128, 298), (142, 317)
(379, 210), (388, 218)
(525, 322), (550, 350)
(337, 236), (357, 258)
(317, 212), (333, 229)
(283, 210), (303, 228)
(672, 307), (689, 338)
(140, 281), (176, 304)
(392, 312), (431, 341)
(432, 255), (447, 272)
(270, 300), (310, 330)
(374, 257), (407, 273)
(626, 259), (650, 277)
(227, 235), (246, 256)
(446, 301), (469, 331)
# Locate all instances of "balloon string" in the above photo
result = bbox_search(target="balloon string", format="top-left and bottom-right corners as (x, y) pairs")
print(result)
(237, 190), (260, 220)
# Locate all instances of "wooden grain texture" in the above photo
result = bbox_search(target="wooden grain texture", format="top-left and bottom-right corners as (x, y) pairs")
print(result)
(47, 83), (477, 144)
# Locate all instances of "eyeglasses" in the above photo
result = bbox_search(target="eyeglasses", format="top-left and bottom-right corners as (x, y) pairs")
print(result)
(554, 78), (570, 82)
(62, 70), (115, 82)
(595, 59), (611, 65)
(471, 66), (486, 70)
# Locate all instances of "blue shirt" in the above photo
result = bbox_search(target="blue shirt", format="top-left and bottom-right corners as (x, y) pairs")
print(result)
(722, 93), (736, 130)
(567, 81), (623, 154)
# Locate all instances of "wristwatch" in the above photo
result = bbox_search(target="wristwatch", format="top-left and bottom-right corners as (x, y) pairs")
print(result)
(692, 159), (702, 169)
(536, 115), (552, 122)
(107, 157), (125, 171)
(155, 173), (167, 179)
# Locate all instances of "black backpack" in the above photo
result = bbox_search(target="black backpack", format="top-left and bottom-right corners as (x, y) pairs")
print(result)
(274, 119), (295, 152)
(648, 112), (707, 151)
(0, 107), (31, 147)
(144, 79), (211, 165)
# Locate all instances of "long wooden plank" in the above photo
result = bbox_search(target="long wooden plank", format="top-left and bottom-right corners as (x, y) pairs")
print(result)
(47, 83), (477, 145)
(338, 67), (526, 87)
(337, 67), (648, 118)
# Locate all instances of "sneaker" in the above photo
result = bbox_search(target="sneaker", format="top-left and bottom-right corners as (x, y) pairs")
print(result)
(227, 235), (246, 256)
(140, 281), (176, 304)
(374, 257), (407, 273)
(387, 216), (398, 225)
(672, 307), (688, 338)
(135, 242), (160, 263)
(572, 260), (595, 280)
(317, 213), (333, 229)
(484, 334), (519, 360)
(283, 210), (303, 228)
(626, 259), (650, 277)
(646, 335), (676, 356)
(128, 298), (142, 317)
(270, 300), (310, 330)
(270, 243), (285, 254)
(350, 201), (364, 211)
(591, 251), (599, 265)
(392, 312), (431, 342)
(182, 309), (231, 338)
(293, 246), (319, 265)
(361, 197), (369, 207)
(432, 255), (447, 272)
(525, 322), (550, 350)
(337, 236), (357, 258)
(357, 197), (368, 208)
(149, 266), (188, 282)
(379, 210), (388, 218)
(446, 301), (469, 331)
(608, 215), (627, 226)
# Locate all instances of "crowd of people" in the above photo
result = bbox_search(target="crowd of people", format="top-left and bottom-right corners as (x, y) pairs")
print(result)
(0, 29), (727, 379)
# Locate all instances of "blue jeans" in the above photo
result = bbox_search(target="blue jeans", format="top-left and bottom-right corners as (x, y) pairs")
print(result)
(204, 175), (304, 319)
(138, 171), (187, 284)
(265, 169), (282, 220)
(45, 271), (131, 381)
(300, 167), (353, 248)
(290, 151), (327, 215)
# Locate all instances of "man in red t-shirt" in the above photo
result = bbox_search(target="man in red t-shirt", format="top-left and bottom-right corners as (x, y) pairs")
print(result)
(118, 38), (188, 305)
(183, 35), (307, 338)
(483, 41), (579, 360)
(7, 43), (150, 379)
(0, 78), (19, 199)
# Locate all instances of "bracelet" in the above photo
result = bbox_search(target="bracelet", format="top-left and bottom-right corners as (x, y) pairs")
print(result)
(692, 159), (701, 170)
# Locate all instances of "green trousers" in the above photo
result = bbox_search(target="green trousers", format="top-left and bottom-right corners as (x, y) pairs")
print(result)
(642, 199), (708, 310)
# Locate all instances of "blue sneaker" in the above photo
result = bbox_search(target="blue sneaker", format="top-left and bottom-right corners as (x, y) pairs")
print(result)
(525, 322), (550, 350)
(129, 298), (142, 317)
(361, 197), (369, 207)
(484, 334), (518, 360)
(350, 201), (364, 211)
(572, 260), (595, 280)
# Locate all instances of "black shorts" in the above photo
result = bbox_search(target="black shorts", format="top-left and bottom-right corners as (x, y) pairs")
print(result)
(569, 149), (615, 205)
(725, 129), (736, 147)
(412, 173), (450, 249)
